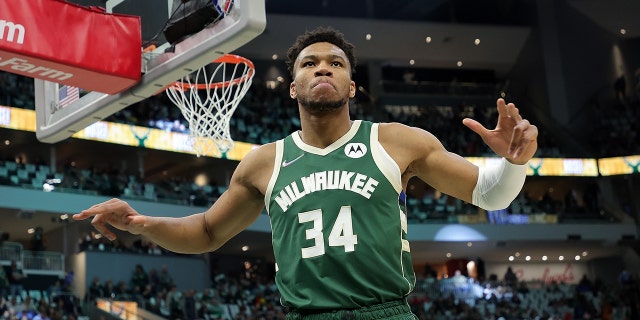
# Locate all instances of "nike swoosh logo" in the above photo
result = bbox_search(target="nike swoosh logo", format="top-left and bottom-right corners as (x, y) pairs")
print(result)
(282, 154), (304, 167)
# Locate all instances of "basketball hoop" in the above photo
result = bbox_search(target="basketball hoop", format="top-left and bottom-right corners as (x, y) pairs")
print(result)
(165, 54), (254, 157)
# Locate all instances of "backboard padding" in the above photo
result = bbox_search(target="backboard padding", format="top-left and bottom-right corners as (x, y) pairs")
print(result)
(34, 0), (265, 143)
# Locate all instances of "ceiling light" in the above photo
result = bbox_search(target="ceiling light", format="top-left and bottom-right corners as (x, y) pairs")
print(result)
(456, 61), (463, 67)
(272, 54), (278, 60)
(620, 28), (627, 35)
(3, 140), (9, 145)
(575, 255), (581, 261)
(559, 255), (564, 261)
(446, 252), (452, 258)
(467, 242), (472, 247)
(474, 38), (480, 45)
(425, 36), (432, 43)
(409, 59), (415, 65)
(542, 255), (548, 261)
(582, 251), (588, 256)
(525, 256), (531, 261)
(508, 256), (514, 261)
(241, 245), (249, 252)
(365, 34), (372, 41)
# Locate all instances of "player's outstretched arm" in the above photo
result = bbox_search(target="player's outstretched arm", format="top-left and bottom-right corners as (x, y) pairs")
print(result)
(73, 145), (272, 254)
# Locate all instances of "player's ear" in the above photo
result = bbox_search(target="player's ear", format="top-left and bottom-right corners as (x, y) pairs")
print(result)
(349, 81), (356, 98)
(290, 81), (297, 99)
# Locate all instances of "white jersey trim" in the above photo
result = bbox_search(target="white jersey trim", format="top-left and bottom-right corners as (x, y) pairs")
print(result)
(264, 140), (284, 213)
(292, 120), (362, 156)
(370, 123), (402, 193)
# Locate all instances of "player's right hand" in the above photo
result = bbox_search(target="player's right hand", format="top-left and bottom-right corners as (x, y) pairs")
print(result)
(73, 198), (147, 241)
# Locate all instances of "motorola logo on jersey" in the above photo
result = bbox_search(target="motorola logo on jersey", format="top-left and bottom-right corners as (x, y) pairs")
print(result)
(344, 143), (367, 158)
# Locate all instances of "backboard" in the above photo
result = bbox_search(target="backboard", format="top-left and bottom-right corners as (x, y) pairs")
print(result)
(34, 0), (266, 143)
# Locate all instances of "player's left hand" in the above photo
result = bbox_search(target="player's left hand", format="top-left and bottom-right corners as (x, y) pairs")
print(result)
(462, 98), (538, 164)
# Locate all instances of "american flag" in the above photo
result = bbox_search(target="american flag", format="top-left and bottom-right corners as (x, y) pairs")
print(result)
(57, 85), (79, 109)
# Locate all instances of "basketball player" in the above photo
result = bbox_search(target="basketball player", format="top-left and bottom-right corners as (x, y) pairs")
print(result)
(74, 27), (538, 319)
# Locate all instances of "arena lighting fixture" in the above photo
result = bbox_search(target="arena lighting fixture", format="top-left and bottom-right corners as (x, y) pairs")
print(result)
(271, 54), (278, 60)
(446, 252), (452, 258)
(525, 256), (531, 261)
(241, 245), (249, 252)
(474, 38), (480, 45)
(582, 251), (588, 256)
(425, 36), (432, 43)
(620, 28), (627, 35)
(508, 256), (514, 261)
(542, 255), (548, 261)
(559, 255), (565, 261)
(433, 225), (487, 241)
(575, 255), (581, 261)
(3, 140), (9, 145)
(457, 61), (463, 67)
(365, 33), (372, 40)
(467, 242), (472, 247)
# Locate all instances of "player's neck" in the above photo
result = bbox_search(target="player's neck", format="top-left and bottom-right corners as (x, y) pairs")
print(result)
(298, 109), (352, 148)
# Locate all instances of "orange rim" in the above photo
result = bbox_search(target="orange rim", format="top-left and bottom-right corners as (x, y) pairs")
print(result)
(170, 54), (255, 91)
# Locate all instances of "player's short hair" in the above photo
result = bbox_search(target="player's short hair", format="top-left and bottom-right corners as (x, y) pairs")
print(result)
(286, 27), (356, 78)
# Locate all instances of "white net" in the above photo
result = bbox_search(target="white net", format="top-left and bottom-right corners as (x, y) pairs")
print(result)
(165, 54), (254, 157)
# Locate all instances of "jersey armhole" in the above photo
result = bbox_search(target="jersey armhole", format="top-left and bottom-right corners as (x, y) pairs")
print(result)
(370, 123), (403, 193)
(264, 139), (284, 212)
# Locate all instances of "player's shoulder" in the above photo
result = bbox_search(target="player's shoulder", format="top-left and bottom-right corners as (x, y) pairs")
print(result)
(377, 121), (443, 152)
(232, 142), (278, 192)
(377, 121), (411, 131)
(240, 141), (277, 166)
(377, 121), (433, 141)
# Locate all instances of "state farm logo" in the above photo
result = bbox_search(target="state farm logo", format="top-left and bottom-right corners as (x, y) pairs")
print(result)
(0, 19), (25, 45)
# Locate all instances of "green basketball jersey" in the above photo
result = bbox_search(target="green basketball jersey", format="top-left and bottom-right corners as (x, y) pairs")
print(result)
(265, 120), (416, 310)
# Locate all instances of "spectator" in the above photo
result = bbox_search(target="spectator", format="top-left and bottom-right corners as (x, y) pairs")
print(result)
(64, 270), (74, 291)
(0, 265), (8, 298)
(148, 268), (161, 294)
(183, 289), (197, 320)
(614, 75), (626, 103)
(130, 264), (149, 290)
(504, 267), (517, 287)
(7, 260), (24, 297)
(159, 265), (174, 292)
(48, 280), (63, 300)
(30, 227), (46, 252)
(103, 279), (116, 299)
(87, 276), (103, 300)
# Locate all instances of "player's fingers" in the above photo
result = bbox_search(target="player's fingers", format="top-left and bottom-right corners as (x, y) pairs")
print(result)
(509, 121), (526, 156)
(72, 198), (119, 220)
(506, 103), (523, 122)
(512, 122), (538, 158)
(462, 118), (489, 136)
(496, 98), (507, 116)
(91, 214), (117, 241)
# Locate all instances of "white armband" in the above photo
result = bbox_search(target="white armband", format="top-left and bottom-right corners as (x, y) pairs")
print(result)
(472, 158), (528, 211)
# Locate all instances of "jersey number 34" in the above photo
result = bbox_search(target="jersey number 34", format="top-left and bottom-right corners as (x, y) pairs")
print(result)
(298, 206), (358, 258)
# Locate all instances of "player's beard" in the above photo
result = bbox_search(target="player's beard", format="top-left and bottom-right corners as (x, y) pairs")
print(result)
(298, 95), (349, 113)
